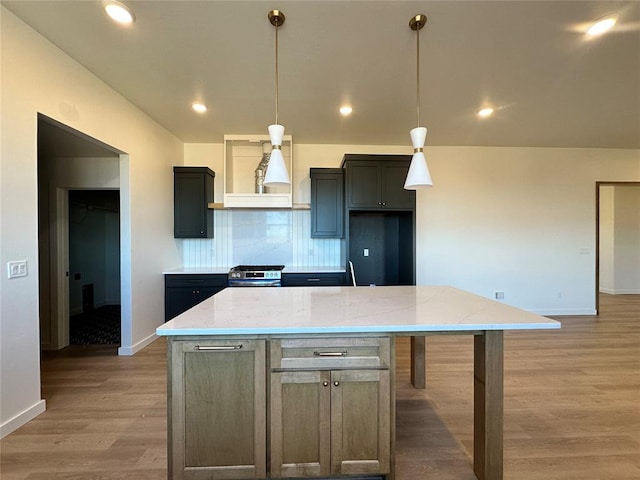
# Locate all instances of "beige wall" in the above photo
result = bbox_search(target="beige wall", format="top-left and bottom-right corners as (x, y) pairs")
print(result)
(1, 8), (183, 437)
(416, 147), (639, 313)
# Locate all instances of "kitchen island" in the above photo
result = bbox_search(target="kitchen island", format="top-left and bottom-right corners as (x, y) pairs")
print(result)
(157, 285), (560, 480)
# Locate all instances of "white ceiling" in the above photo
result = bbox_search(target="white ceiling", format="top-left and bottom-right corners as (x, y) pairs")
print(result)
(4, 0), (640, 148)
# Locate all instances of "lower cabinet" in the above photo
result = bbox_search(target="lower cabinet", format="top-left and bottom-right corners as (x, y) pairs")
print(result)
(270, 337), (392, 478)
(282, 272), (347, 287)
(168, 339), (266, 480)
(167, 336), (392, 480)
(271, 369), (390, 478)
(165, 274), (227, 321)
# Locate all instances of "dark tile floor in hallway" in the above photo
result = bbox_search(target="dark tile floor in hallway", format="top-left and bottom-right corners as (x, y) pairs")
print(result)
(69, 305), (121, 345)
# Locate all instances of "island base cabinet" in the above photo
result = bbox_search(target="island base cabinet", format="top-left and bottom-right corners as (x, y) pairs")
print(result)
(270, 371), (331, 478)
(168, 339), (266, 480)
(270, 355), (391, 477)
(331, 369), (391, 476)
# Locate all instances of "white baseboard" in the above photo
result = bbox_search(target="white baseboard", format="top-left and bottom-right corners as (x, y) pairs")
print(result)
(118, 332), (158, 356)
(600, 288), (640, 295)
(1, 399), (46, 439)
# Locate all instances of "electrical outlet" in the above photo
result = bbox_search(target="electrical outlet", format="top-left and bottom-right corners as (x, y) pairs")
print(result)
(7, 260), (28, 279)
(364, 248), (369, 257)
(495, 291), (504, 300)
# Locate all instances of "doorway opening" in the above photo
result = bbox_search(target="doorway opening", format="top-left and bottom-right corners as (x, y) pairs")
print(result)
(595, 182), (640, 314)
(68, 189), (121, 345)
(37, 114), (124, 352)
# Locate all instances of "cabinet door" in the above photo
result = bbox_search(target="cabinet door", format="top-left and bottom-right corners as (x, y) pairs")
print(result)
(330, 369), (391, 476)
(165, 286), (222, 321)
(165, 274), (227, 321)
(270, 370), (331, 478)
(170, 339), (266, 480)
(380, 163), (415, 209)
(311, 169), (344, 238)
(174, 167), (214, 238)
(345, 162), (380, 209)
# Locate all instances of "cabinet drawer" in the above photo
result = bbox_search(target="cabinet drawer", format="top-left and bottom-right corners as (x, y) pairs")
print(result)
(165, 273), (227, 288)
(271, 337), (390, 370)
(282, 272), (346, 287)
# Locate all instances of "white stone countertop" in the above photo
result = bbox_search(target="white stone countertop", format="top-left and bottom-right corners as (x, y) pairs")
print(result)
(157, 285), (561, 336)
(283, 266), (347, 273)
(163, 267), (230, 275)
(163, 266), (346, 274)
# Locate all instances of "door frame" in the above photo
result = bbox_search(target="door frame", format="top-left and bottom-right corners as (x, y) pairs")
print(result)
(50, 187), (70, 348)
(595, 181), (640, 314)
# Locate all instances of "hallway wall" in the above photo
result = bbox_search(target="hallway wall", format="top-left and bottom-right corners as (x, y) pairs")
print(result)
(1, 8), (183, 437)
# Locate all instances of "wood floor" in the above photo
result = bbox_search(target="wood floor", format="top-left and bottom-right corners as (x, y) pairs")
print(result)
(1, 294), (638, 480)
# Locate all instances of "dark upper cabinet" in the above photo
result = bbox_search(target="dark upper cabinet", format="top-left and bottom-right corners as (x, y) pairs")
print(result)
(173, 167), (214, 238)
(342, 155), (415, 210)
(310, 168), (344, 238)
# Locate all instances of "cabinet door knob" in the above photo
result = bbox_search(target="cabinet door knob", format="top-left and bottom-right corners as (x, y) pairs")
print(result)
(333, 381), (340, 387)
(322, 381), (329, 387)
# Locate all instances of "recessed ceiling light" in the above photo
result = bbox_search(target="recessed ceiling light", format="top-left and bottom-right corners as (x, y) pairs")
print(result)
(102, 0), (135, 25)
(192, 103), (207, 113)
(586, 15), (617, 36)
(478, 107), (494, 118)
(339, 106), (353, 116)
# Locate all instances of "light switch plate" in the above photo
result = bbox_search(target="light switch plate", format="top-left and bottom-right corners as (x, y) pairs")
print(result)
(7, 260), (28, 279)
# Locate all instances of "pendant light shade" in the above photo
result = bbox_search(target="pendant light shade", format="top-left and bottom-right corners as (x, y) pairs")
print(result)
(264, 124), (289, 185)
(264, 10), (291, 187)
(404, 14), (433, 190)
(404, 127), (432, 189)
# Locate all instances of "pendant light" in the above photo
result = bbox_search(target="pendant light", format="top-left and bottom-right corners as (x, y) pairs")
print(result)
(404, 14), (433, 190)
(264, 9), (290, 186)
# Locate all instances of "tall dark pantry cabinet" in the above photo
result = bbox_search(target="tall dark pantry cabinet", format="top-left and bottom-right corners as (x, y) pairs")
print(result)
(342, 154), (416, 287)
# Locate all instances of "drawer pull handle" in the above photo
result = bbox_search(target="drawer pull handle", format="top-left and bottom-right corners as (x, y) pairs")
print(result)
(313, 351), (347, 357)
(322, 381), (329, 387)
(334, 381), (340, 387)
(195, 345), (243, 351)
(307, 278), (320, 282)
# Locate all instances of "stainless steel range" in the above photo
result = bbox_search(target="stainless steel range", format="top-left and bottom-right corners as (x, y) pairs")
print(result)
(228, 265), (284, 287)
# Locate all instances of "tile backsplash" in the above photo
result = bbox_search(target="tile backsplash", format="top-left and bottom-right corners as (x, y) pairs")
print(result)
(180, 209), (343, 268)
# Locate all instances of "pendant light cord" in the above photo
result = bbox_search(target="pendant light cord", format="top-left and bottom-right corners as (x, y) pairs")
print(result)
(416, 24), (420, 127)
(275, 20), (279, 125)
